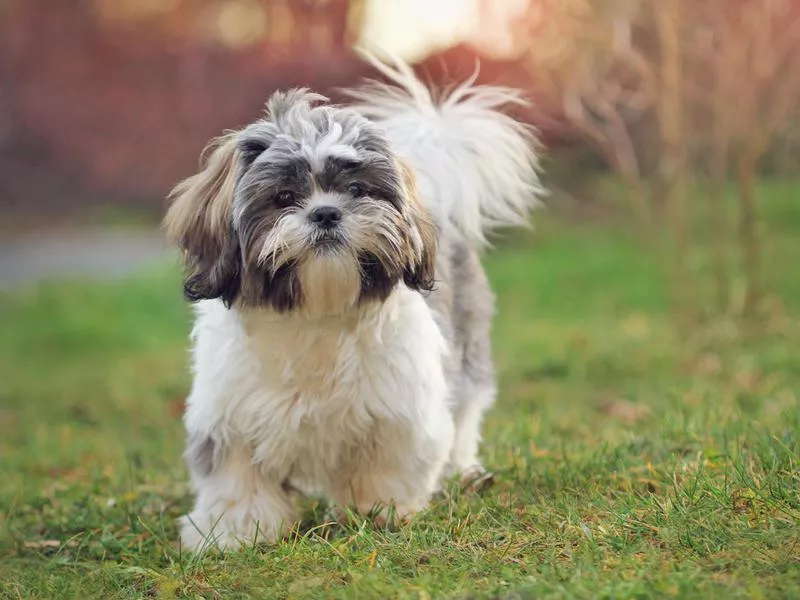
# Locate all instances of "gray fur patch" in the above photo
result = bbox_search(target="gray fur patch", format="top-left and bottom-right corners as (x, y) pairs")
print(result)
(425, 235), (497, 413)
(185, 432), (223, 478)
(224, 88), (419, 310)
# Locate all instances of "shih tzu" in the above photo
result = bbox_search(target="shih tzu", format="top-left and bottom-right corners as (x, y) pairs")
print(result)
(165, 54), (542, 550)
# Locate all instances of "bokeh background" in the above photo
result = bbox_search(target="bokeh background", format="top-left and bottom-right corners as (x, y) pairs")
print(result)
(1, 1), (799, 597)
(1, 0), (798, 313)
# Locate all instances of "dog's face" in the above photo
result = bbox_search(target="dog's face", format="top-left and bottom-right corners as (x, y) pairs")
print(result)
(165, 90), (436, 316)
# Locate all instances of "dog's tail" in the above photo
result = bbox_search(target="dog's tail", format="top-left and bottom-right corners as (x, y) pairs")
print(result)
(345, 51), (544, 246)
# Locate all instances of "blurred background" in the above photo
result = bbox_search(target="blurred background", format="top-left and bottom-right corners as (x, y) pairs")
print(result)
(1, 4), (799, 591)
(0, 0), (798, 316)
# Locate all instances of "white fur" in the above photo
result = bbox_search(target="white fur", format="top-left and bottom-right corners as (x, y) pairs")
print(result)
(346, 51), (545, 245)
(181, 288), (453, 548)
(297, 252), (361, 318)
(179, 55), (541, 550)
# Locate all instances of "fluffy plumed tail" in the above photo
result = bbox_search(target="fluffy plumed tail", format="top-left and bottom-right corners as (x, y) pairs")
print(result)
(345, 52), (544, 246)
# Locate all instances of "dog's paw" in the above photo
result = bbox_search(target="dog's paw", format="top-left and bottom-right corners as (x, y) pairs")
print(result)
(459, 466), (495, 494)
(328, 501), (417, 531)
(178, 512), (284, 552)
(436, 465), (495, 496)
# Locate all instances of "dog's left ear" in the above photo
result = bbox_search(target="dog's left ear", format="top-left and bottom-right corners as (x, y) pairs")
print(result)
(398, 161), (437, 292)
(164, 132), (242, 307)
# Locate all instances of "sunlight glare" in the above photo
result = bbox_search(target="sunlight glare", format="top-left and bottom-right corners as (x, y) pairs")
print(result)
(357, 0), (479, 62)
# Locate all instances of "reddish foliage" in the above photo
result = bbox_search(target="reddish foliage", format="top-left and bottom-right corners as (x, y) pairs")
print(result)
(0, 0), (557, 217)
(0, 0), (370, 213)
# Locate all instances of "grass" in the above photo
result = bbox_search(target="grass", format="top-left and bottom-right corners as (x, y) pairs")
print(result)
(1, 181), (799, 598)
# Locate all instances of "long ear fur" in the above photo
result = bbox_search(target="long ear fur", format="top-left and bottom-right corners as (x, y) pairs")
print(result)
(164, 132), (242, 306)
(398, 161), (437, 292)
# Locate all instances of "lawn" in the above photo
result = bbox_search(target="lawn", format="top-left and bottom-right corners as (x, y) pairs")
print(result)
(1, 182), (799, 599)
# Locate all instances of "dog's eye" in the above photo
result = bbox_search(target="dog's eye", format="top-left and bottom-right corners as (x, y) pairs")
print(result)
(275, 190), (296, 207)
(347, 182), (367, 197)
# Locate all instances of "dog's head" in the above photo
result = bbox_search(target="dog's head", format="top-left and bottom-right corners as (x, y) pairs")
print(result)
(165, 90), (436, 316)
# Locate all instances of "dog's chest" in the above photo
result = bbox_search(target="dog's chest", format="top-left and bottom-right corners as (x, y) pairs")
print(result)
(189, 294), (446, 483)
(238, 312), (414, 474)
(252, 318), (380, 406)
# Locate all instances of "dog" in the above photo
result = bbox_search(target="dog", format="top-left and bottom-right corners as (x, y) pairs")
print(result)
(165, 54), (542, 550)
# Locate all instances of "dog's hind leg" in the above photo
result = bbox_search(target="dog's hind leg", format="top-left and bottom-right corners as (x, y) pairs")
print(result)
(445, 356), (497, 491)
(442, 249), (497, 491)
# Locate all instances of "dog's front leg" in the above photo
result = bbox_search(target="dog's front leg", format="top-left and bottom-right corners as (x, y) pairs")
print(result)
(180, 443), (297, 551)
(331, 415), (454, 526)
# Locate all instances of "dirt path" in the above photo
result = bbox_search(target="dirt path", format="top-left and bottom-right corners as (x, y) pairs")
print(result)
(0, 228), (172, 289)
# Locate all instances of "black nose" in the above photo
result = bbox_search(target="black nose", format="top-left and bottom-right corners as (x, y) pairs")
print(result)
(309, 206), (342, 229)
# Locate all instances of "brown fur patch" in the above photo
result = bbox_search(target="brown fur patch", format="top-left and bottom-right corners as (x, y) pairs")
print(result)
(164, 132), (243, 306)
(398, 159), (437, 292)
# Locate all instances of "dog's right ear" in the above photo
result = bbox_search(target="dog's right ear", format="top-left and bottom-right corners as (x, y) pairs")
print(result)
(164, 132), (242, 307)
